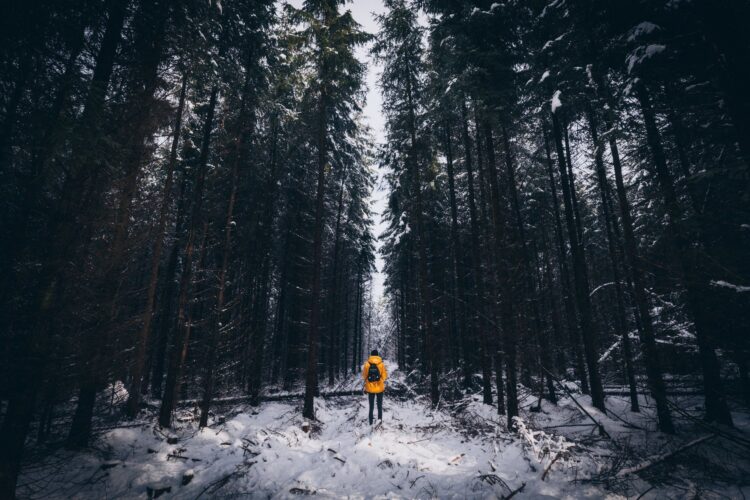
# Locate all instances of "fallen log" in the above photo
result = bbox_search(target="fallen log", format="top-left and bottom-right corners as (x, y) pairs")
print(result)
(616, 434), (716, 477)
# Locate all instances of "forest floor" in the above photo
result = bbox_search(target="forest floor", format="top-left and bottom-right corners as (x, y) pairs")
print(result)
(16, 364), (750, 499)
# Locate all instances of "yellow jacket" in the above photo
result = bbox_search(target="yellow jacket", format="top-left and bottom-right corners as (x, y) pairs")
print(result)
(362, 355), (387, 393)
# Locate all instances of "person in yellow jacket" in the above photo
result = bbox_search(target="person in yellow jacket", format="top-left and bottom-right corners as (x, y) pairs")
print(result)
(362, 350), (387, 425)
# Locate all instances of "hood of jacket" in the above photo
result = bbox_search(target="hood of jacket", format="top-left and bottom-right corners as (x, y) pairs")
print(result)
(367, 355), (383, 365)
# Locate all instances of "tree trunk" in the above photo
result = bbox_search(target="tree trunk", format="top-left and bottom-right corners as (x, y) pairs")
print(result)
(159, 84), (218, 428)
(326, 166), (349, 386)
(68, 2), (170, 445)
(636, 83), (732, 426)
(551, 110), (606, 412)
(460, 101), (492, 404)
(199, 147), (241, 428)
(302, 72), (330, 419)
(608, 125), (682, 432)
(482, 119), (519, 426)
(500, 124), (556, 404)
(585, 108), (641, 414)
(248, 117), (281, 405)
(126, 71), (188, 417)
(444, 120), (471, 387)
(0, 1), (128, 492)
(404, 69), (439, 406)
(542, 124), (588, 393)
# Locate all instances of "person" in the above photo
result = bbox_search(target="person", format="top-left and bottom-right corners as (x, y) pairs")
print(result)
(362, 349), (387, 425)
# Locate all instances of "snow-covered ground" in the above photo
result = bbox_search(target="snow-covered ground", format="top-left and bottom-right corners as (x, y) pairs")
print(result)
(17, 364), (750, 499)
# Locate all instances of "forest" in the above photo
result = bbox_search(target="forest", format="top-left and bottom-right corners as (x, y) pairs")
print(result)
(1, 0), (749, 498)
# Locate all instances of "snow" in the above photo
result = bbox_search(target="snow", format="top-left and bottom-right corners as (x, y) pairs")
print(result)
(17, 366), (750, 499)
(589, 281), (617, 297)
(551, 90), (563, 112)
(711, 279), (750, 292)
(17, 367), (613, 499)
(18, 399), (610, 498)
(542, 33), (566, 52)
(539, 70), (550, 83)
(627, 21), (660, 42)
(626, 44), (666, 73)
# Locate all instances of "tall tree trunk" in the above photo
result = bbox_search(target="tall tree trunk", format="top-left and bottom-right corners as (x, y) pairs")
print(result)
(443, 120), (471, 388)
(352, 270), (361, 375)
(473, 105), (504, 411)
(302, 76), (329, 419)
(500, 124), (556, 404)
(460, 101), (492, 404)
(200, 49), (259, 424)
(585, 108), (641, 414)
(482, 119), (519, 426)
(542, 124), (588, 393)
(551, 110), (606, 412)
(68, 2), (170, 445)
(159, 84), (219, 428)
(0, 1), (128, 493)
(608, 129), (679, 432)
(636, 83), (732, 426)
(404, 69), (439, 406)
(199, 149), (241, 428)
(327, 166), (349, 386)
(126, 71), (188, 417)
(248, 116), (281, 405)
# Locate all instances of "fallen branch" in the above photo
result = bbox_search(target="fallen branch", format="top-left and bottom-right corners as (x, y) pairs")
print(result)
(409, 475), (425, 488)
(616, 434), (716, 477)
(541, 453), (562, 481)
(478, 474), (509, 490)
(543, 368), (610, 439)
(503, 482), (526, 499)
(167, 453), (202, 462)
(194, 473), (233, 499)
(406, 438), (430, 445)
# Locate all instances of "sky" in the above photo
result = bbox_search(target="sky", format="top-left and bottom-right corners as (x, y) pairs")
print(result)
(349, 0), (389, 304)
(286, 0), (390, 302)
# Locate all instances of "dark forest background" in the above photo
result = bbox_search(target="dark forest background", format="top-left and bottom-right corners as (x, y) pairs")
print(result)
(1, 0), (749, 497)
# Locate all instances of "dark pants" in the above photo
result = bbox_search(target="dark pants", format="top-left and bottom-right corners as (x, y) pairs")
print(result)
(368, 392), (383, 424)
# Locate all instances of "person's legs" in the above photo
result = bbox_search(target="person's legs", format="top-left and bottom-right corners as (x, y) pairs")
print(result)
(368, 393), (375, 425)
(376, 392), (383, 421)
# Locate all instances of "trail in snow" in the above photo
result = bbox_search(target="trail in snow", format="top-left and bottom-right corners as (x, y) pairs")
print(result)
(17, 364), (750, 499)
(18, 397), (606, 499)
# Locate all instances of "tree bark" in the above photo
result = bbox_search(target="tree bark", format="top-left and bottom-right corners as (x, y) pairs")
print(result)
(159, 84), (218, 428)
(302, 73), (329, 419)
(460, 101), (492, 404)
(404, 67), (439, 406)
(482, 119), (519, 426)
(0, 1), (128, 493)
(444, 120), (471, 387)
(585, 108), (641, 414)
(500, 124), (556, 404)
(636, 83), (732, 426)
(542, 124), (588, 394)
(126, 71), (188, 417)
(551, 110), (606, 412)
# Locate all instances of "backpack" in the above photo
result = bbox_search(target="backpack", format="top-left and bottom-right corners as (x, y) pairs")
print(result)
(367, 362), (381, 382)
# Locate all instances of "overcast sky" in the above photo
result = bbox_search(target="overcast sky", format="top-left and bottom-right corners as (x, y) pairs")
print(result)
(349, 0), (389, 304)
